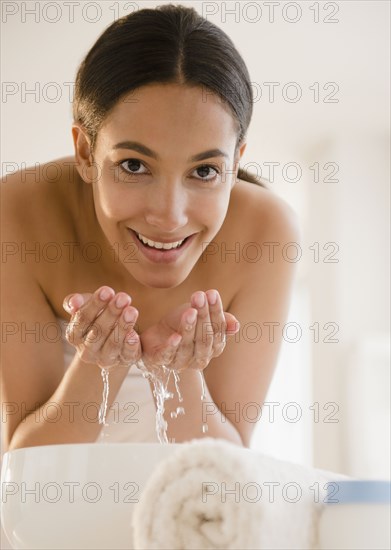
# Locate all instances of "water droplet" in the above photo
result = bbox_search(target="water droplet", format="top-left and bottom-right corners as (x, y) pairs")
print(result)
(173, 371), (183, 402)
(199, 370), (207, 401)
(133, 359), (211, 443)
(98, 368), (110, 426)
(135, 361), (176, 444)
(199, 370), (209, 434)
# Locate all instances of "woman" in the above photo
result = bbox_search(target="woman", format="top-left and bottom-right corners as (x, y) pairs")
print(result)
(1, 4), (299, 451)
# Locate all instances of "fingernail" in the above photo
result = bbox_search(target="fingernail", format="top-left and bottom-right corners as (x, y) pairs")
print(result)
(186, 310), (197, 324)
(227, 321), (240, 333)
(115, 293), (130, 308)
(69, 295), (83, 311)
(207, 290), (218, 305)
(124, 308), (134, 323)
(99, 287), (112, 301)
(195, 292), (206, 308)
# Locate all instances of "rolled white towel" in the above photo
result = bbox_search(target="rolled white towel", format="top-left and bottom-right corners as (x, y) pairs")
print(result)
(132, 438), (349, 550)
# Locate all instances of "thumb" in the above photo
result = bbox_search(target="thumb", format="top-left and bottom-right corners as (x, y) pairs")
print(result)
(63, 293), (93, 314)
(223, 312), (240, 334)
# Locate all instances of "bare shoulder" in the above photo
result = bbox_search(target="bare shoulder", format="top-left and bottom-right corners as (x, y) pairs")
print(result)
(1, 156), (80, 240)
(204, 181), (302, 447)
(1, 160), (78, 450)
(230, 178), (301, 243)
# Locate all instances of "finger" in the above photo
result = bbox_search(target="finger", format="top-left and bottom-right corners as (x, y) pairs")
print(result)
(120, 330), (142, 367)
(170, 308), (198, 370)
(63, 293), (90, 314)
(66, 286), (116, 347)
(191, 291), (214, 369)
(205, 289), (227, 357)
(81, 292), (131, 365)
(224, 312), (241, 335)
(103, 306), (140, 367)
(145, 334), (183, 370)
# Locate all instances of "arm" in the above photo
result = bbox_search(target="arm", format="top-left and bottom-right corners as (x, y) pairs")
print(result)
(1, 264), (132, 452)
(201, 195), (301, 447)
(5, 351), (132, 451)
(0, 178), (134, 452)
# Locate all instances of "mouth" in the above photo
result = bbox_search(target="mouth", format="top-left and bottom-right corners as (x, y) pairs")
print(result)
(127, 228), (197, 263)
(134, 230), (190, 249)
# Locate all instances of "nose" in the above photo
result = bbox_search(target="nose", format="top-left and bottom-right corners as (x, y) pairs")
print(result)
(144, 180), (189, 234)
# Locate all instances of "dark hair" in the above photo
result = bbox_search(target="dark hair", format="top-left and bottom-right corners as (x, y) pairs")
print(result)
(73, 3), (268, 189)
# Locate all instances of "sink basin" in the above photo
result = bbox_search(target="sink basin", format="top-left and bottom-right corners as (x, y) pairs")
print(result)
(1, 442), (180, 549)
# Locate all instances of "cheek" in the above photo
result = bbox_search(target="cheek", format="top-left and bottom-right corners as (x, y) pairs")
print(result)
(94, 180), (135, 222)
(198, 192), (230, 222)
(94, 189), (123, 221)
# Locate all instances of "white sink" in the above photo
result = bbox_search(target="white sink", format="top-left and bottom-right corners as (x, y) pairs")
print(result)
(1, 442), (179, 549)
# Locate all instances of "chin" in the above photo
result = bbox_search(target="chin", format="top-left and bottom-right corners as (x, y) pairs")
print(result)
(126, 267), (191, 290)
(146, 281), (182, 290)
(138, 276), (186, 290)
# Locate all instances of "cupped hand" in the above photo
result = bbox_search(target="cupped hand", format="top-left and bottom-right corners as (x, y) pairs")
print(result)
(139, 289), (239, 372)
(62, 287), (141, 370)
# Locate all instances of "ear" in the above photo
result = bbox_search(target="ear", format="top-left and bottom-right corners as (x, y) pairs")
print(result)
(237, 141), (247, 161)
(71, 123), (95, 184)
(231, 140), (247, 187)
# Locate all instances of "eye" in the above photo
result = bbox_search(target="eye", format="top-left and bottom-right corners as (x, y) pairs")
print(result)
(116, 159), (220, 182)
(191, 164), (220, 182)
(119, 159), (149, 176)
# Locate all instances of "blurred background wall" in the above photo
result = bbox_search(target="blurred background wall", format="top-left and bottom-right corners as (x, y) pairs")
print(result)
(1, 0), (390, 478)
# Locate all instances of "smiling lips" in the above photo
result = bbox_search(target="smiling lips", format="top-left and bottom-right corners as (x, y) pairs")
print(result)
(127, 228), (196, 263)
(134, 230), (187, 250)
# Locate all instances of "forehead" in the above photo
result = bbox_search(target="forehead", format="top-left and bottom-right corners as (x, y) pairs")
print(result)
(97, 83), (238, 155)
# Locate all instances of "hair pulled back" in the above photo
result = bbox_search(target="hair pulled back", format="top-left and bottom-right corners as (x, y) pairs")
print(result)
(73, 3), (267, 188)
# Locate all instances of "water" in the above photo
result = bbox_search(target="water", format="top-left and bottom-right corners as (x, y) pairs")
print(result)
(170, 372), (185, 419)
(173, 370), (183, 403)
(97, 360), (209, 443)
(199, 370), (209, 434)
(170, 407), (185, 419)
(98, 368), (110, 441)
(98, 368), (110, 426)
(199, 369), (207, 401)
(134, 361), (175, 444)
(134, 360), (210, 442)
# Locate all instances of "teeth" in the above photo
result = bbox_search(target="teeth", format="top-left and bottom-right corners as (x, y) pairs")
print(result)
(136, 232), (185, 250)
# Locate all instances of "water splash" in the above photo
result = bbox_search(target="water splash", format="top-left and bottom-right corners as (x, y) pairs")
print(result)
(173, 370), (183, 403)
(98, 368), (110, 440)
(97, 359), (209, 444)
(199, 370), (207, 401)
(96, 360), (178, 444)
(135, 360), (174, 444)
(199, 370), (209, 434)
(170, 406), (185, 419)
(135, 361), (210, 441)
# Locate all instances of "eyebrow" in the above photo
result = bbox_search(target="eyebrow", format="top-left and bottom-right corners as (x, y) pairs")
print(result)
(111, 141), (229, 162)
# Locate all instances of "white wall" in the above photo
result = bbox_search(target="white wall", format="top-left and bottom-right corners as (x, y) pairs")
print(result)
(1, 1), (389, 475)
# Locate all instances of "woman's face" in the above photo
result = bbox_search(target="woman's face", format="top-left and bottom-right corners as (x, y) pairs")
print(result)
(76, 83), (246, 289)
